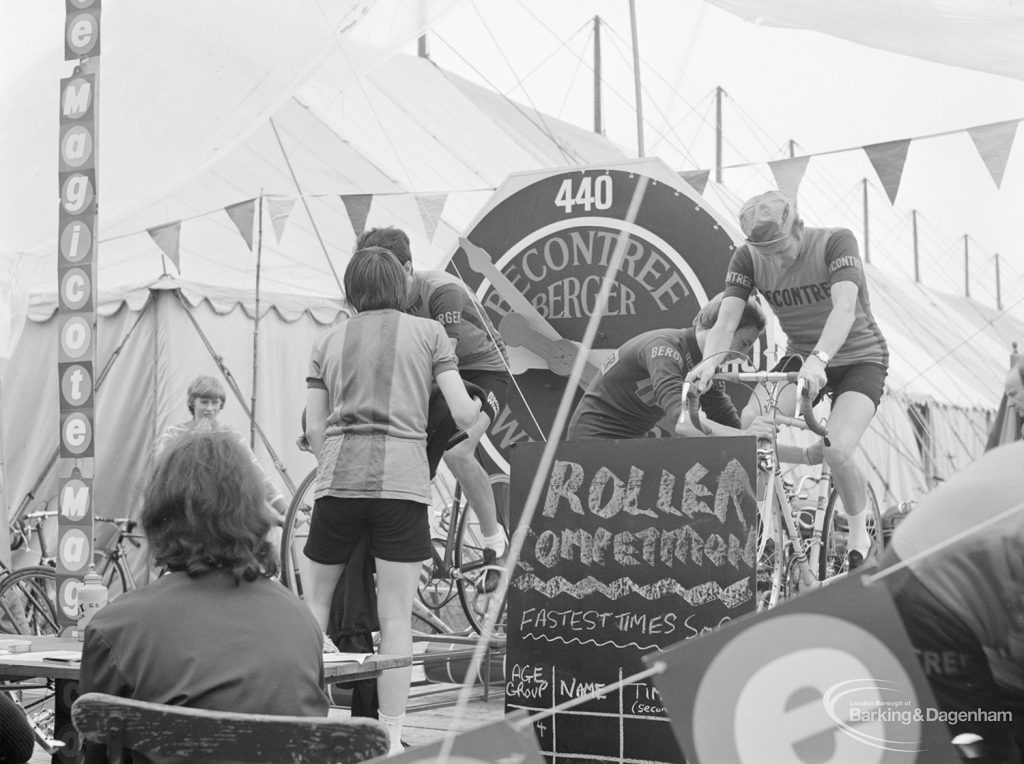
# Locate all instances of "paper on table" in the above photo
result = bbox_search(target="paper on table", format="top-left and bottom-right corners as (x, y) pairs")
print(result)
(322, 652), (374, 664)
(1, 650), (81, 663)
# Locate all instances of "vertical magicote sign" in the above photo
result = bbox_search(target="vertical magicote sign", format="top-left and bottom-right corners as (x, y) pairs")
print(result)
(57, 0), (101, 627)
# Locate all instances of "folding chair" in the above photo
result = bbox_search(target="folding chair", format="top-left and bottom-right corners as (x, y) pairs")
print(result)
(72, 692), (389, 763)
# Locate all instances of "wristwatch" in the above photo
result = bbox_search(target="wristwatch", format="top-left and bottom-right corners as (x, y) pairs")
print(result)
(809, 350), (830, 365)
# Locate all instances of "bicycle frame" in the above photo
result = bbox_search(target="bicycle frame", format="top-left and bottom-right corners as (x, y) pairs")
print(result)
(684, 371), (833, 609)
(425, 485), (492, 582)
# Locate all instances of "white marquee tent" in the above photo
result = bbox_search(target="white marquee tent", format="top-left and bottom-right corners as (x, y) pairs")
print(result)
(2, 1), (1022, 557)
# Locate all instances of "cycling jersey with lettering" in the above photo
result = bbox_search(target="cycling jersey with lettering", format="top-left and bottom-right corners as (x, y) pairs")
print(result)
(881, 441), (1024, 754)
(567, 327), (741, 439)
(307, 308), (458, 504)
(723, 227), (888, 367)
(406, 270), (508, 372)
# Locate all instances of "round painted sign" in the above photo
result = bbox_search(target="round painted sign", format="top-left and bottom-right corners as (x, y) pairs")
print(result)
(447, 162), (741, 472)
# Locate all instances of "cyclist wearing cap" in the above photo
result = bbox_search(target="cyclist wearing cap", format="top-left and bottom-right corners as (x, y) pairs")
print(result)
(687, 190), (888, 571)
(567, 293), (777, 441)
(355, 227), (511, 588)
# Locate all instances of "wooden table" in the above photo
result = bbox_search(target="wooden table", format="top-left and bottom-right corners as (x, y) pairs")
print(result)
(0, 636), (410, 763)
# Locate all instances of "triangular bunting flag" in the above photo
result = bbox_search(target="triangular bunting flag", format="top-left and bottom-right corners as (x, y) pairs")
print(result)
(147, 221), (182, 271)
(340, 194), (372, 237)
(768, 156), (810, 202)
(266, 195), (296, 244)
(224, 198), (256, 251)
(863, 139), (911, 205)
(415, 194), (447, 242)
(679, 169), (710, 195)
(967, 119), (1019, 189)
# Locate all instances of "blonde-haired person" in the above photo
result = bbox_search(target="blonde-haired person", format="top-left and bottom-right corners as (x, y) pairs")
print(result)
(303, 247), (480, 755)
(155, 374), (288, 521)
(566, 293), (776, 441)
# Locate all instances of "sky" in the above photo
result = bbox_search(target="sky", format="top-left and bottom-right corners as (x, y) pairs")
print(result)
(411, 0), (1024, 319)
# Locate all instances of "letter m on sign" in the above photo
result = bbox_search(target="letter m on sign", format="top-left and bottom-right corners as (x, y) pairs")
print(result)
(62, 76), (94, 120)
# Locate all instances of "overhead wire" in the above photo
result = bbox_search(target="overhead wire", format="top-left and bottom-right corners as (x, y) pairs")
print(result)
(554, 24), (594, 121)
(467, 1), (583, 164)
(429, 33), (582, 165)
(598, 20), (710, 166)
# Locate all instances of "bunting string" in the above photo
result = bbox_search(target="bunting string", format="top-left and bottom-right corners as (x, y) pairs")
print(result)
(114, 115), (1023, 270)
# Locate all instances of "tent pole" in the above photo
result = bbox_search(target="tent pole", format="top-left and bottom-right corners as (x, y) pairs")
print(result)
(0, 370), (10, 565)
(862, 178), (870, 264)
(11, 294), (153, 524)
(994, 253), (1002, 310)
(250, 191), (263, 450)
(628, 0), (644, 157)
(269, 118), (344, 296)
(174, 290), (297, 497)
(963, 235), (970, 298)
(715, 87), (724, 183)
(911, 210), (920, 282)
(593, 15), (602, 135)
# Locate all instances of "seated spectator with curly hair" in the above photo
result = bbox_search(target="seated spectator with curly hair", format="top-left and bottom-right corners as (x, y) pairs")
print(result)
(80, 431), (329, 763)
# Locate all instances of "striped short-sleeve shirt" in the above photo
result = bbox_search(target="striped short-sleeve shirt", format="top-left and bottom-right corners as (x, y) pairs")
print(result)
(307, 308), (458, 504)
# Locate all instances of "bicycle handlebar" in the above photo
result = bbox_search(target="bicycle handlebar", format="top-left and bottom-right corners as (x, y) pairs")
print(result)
(681, 372), (828, 438)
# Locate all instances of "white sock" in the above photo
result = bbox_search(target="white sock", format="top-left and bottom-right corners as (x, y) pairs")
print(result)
(379, 711), (405, 754)
(480, 531), (506, 555)
(846, 511), (871, 555)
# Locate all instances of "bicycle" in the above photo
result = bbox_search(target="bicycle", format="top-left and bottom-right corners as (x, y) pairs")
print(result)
(416, 467), (510, 638)
(684, 370), (884, 610)
(280, 464), (510, 637)
(0, 515), (142, 632)
(0, 516), (143, 755)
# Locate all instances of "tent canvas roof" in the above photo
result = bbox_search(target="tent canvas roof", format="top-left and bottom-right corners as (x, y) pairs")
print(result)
(19, 53), (627, 320)
(7, 31), (1021, 413)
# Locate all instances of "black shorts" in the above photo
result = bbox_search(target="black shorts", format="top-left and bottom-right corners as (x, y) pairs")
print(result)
(425, 369), (511, 477)
(773, 356), (887, 409)
(303, 496), (431, 564)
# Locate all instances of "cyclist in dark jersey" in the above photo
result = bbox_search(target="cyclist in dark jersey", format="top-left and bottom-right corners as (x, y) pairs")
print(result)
(356, 227), (510, 588)
(567, 293), (776, 441)
(879, 441), (1024, 761)
(688, 191), (889, 571)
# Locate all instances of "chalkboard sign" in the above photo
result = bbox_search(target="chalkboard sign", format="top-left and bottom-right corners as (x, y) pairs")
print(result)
(506, 437), (758, 764)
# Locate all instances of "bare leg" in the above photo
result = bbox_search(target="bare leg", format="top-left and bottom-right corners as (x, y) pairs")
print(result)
(443, 412), (501, 541)
(374, 558), (422, 752)
(303, 558), (345, 630)
(823, 391), (877, 554)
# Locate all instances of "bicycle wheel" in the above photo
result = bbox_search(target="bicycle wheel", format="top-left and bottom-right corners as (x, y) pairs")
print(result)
(0, 567), (59, 636)
(455, 474), (510, 637)
(411, 604), (450, 637)
(280, 468), (317, 597)
(419, 471), (460, 614)
(756, 486), (788, 611)
(818, 482), (884, 580)
(94, 549), (130, 601)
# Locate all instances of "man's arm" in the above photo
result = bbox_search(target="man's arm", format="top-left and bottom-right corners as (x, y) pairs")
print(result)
(304, 387), (329, 457)
(436, 369), (482, 430)
(674, 386), (776, 439)
(428, 283), (473, 360)
(685, 295), (746, 391)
